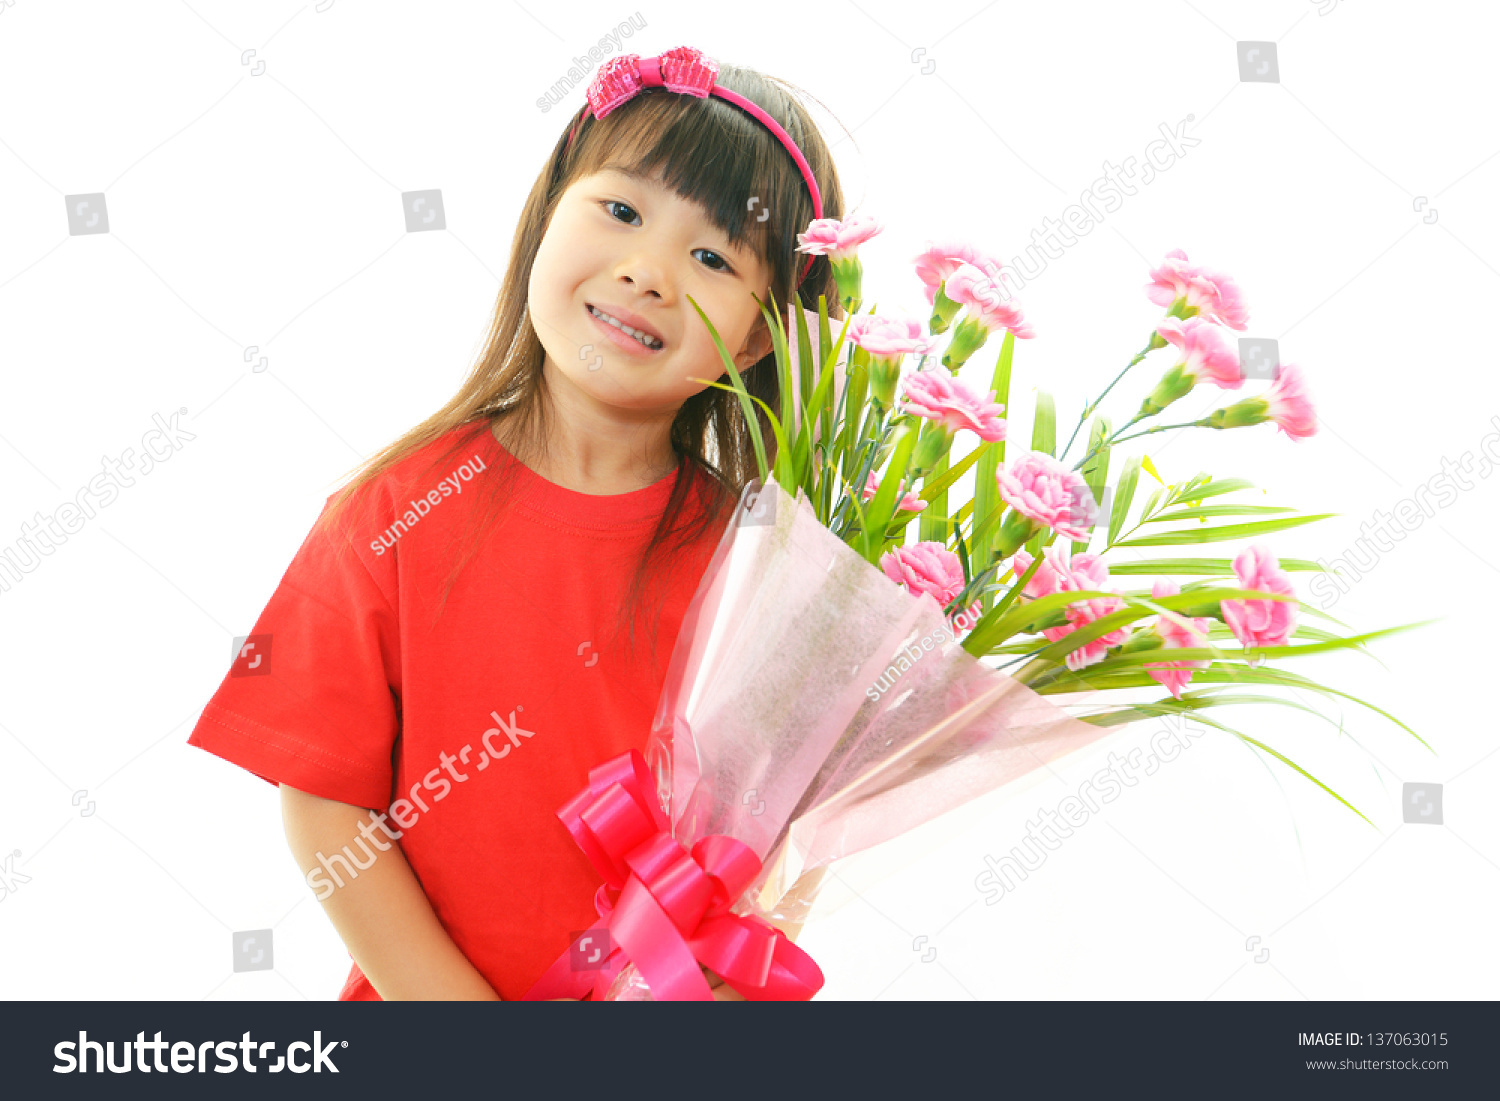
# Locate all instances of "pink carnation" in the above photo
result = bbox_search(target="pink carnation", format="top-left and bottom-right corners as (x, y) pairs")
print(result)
(1263, 363), (1318, 440)
(881, 541), (966, 608)
(900, 371), (1008, 442)
(913, 240), (1001, 306)
(847, 312), (941, 361)
(944, 262), (1036, 339)
(948, 599), (983, 636)
(1156, 316), (1243, 390)
(1010, 543), (1068, 600)
(996, 451), (1098, 542)
(1011, 543), (1129, 672)
(863, 471), (927, 513)
(1145, 248), (1250, 330)
(1221, 544), (1297, 665)
(1141, 579), (1213, 699)
(796, 213), (883, 260)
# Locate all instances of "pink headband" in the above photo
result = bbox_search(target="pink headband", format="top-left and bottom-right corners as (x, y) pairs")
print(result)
(564, 45), (823, 288)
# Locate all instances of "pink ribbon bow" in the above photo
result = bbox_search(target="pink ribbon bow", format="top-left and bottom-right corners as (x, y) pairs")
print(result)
(522, 749), (824, 1001)
(587, 45), (719, 120)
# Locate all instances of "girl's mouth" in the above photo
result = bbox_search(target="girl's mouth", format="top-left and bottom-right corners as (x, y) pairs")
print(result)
(585, 303), (666, 356)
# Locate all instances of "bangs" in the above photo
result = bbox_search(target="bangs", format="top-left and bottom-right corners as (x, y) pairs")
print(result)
(559, 85), (819, 309)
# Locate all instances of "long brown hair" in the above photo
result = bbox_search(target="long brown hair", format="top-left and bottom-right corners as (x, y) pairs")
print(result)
(314, 57), (848, 675)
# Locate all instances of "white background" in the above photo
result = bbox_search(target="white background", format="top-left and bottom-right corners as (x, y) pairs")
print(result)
(1, 0), (1496, 1001)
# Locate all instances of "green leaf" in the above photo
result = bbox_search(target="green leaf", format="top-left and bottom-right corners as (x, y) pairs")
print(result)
(1044, 620), (1427, 680)
(1023, 392), (1057, 563)
(964, 502), (1004, 558)
(763, 290), (818, 494)
(834, 323), (867, 485)
(1031, 389), (1056, 458)
(1075, 690), (1334, 729)
(818, 295), (832, 375)
(1026, 588), (1294, 667)
(920, 451), (951, 545)
(689, 293), (771, 482)
(762, 289), (796, 478)
(1108, 455), (1141, 547)
(1075, 699), (1373, 825)
(1105, 557), (1330, 575)
(973, 334), (1014, 596)
(696, 379), (794, 494)
(1140, 485), (1164, 521)
(991, 332), (1015, 465)
(1113, 513), (1336, 546)
(793, 293), (814, 432)
(1235, 731), (1375, 827)
(815, 299), (835, 471)
(800, 310), (847, 483)
(965, 585), (1122, 654)
(1166, 477), (1258, 506)
(1033, 662), (1432, 754)
(855, 420), (919, 561)
(920, 440), (992, 501)
(1147, 504), (1297, 523)
(961, 544), (1049, 657)
(1073, 414), (1111, 556)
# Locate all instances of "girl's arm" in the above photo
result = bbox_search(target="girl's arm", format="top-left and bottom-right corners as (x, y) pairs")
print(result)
(279, 783), (502, 1001)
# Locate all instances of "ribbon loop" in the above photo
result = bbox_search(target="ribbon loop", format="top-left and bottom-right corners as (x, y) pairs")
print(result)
(523, 750), (823, 1001)
(589, 46), (718, 120)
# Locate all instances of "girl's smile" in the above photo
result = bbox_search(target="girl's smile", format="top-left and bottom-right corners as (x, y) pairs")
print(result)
(528, 166), (774, 412)
(585, 302), (667, 357)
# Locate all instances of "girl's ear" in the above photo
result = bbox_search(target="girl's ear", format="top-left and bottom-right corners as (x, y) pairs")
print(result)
(733, 314), (776, 370)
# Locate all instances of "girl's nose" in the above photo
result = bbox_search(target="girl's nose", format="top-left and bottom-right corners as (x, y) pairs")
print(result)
(614, 256), (674, 302)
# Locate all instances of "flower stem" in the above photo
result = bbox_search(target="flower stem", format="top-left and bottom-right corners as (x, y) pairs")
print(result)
(1104, 420), (1208, 449)
(1058, 335), (1160, 463)
(830, 403), (895, 538)
(1070, 414), (1207, 473)
(948, 559), (1004, 616)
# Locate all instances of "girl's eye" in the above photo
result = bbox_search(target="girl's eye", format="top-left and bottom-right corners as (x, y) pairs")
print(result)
(693, 249), (735, 275)
(600, 200), (737, 275)
(602, 199), (640, 226)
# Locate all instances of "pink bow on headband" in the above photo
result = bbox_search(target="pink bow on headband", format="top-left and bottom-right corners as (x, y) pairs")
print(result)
(588, 45), (718, 119)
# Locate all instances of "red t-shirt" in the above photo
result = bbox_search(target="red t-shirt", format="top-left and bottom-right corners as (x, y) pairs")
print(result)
(187, 420), (721, 1000)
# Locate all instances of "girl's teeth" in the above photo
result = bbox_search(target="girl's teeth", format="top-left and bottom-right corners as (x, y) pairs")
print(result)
(590, 305), (662, 348)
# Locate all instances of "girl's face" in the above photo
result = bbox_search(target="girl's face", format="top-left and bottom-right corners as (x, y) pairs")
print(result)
(528, 167), (775, 415)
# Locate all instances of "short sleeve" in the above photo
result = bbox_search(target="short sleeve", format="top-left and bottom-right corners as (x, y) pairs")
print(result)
(188, 490), (402, 810)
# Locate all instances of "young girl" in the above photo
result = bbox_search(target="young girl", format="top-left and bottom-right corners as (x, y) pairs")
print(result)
(188, 45), (848, 1000)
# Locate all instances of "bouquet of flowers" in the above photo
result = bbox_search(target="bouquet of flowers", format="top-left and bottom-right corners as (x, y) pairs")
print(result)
(521, 221), (1429, 1001)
